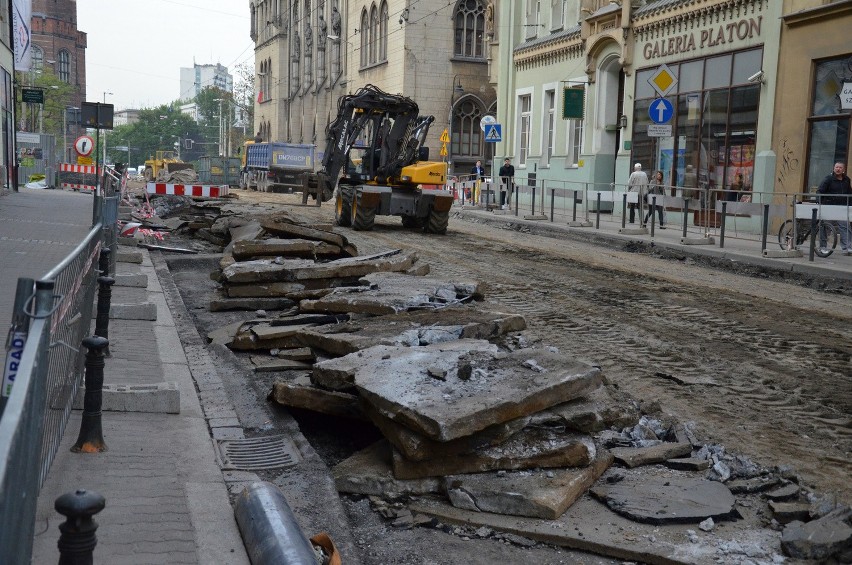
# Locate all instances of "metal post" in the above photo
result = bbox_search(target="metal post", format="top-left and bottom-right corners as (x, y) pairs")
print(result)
(596, 193), (602, 229)
(572, 190), (578, 222)
(720, 202), (727, 248)
(761, 204), (770, 252)
(71, 336), (110, 453)
(55, 489), (105, 565)
(808, 207), (817, 262)
(94, 249), (114, 357)
(531, 182), (536, 216)
(621, 193), (627, 229)
(514, 184), (519, 216)
(682, 199), (690, 238)
(550, 188), (555, 222)
(650, 196), (657, 236)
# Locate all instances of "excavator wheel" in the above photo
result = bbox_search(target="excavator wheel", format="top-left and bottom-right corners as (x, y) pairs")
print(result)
(335, 187), (353, 227)
(401, 215), (425, 229)
(424, 208), (449, 234)
(351, 193), (376, 231)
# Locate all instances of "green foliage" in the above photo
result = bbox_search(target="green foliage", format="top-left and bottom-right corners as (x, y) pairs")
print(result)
(15, 69), (74, 136)
(105, 104), (203, 165)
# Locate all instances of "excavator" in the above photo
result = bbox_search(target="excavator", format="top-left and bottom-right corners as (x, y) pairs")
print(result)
(313, 84), (453, 233)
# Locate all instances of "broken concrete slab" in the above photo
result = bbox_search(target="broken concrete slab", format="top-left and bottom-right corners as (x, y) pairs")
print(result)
(352, 340), (603, 442)
(226, 281), (308, 298)
(765, 483), (800, 502)
(113, 273), (148, 288)
(274, 347), (315, 362)
(269, 374), (365, 420)
(299, 272), (482, 316)
(232, 238), (345, 261)
(109, 302), (157, 321)
(300, 307), (525, 358)
(221, 250), (417, 284)
(781, 508), (852, 561)
(443, 449), (613, 519)
(664, 457), (711, 472)
(228, 220), (264, 244)
(209, 296), (296, 312)
(609, 442), (693, 468)
(207, 321), (247, 346)
(529, 386), (640, 434)
(362, 401), (529, 462)
(769, 501), (812, 524)
(410, 495), (746, 565)
(260, 217), (350, 248)
(332, 441), (442, 498)
(251, 356), (313, 372)
(392, 429), (595, 480)
(589, 473), (736, 524)
(726, 476), (781, 494)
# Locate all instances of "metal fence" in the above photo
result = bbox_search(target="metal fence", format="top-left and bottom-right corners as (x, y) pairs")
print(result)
(0, 187), (108, 561)
(449, 175), (851, 252)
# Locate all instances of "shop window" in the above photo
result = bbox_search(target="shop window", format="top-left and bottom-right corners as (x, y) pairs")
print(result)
(679, 60), (703, 93)
(704, 55), (731, 90)
(805, 57), (852, 190)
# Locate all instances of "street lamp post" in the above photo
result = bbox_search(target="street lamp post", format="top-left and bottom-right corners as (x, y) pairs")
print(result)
(102, 92), (112, 164)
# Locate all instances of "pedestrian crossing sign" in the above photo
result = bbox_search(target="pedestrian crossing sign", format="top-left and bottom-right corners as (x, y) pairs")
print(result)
(484, 124), (502, 143)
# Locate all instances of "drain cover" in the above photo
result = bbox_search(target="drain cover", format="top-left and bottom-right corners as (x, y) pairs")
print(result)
(216, 435), (302, 471)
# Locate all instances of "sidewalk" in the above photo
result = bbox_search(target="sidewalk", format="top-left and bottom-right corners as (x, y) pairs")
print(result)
(455, 204), (852, 283)
(30, 247), (249, 564)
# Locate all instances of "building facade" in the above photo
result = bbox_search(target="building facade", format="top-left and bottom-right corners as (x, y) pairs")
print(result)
(179, 63), (234, 101)
(30, 0), (87, 110)
(1, 0), (15, 187)
(250, 0), (498, 175)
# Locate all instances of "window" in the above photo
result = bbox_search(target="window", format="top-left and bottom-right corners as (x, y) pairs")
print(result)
(58, 50), (70, 83)
(561, 0), (568, 28)
(32, 47), (43, 75)
(454, 0), (485, 59)
(369, 5), (378, 64)
(451, 98), (483, 158)
(519, 94), (532, 166)
(360, 9), (369, 67)
(379, 1), (388, 62)
(543, 90), (555, 166)
(806, 56), (852, 190)
(569, 118), (584, 166)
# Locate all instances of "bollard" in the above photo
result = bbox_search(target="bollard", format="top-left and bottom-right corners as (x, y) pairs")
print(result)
(514, 185), (519, 216)
(531, 184), (537, 216)
(682, 199), (690, 238)
(621, 193), (627, 229)
(56, 489), (105, 565)
(595, 193), (602, 229)
(650, 196), (657, 236)
(808, 208), (817, 262)
(71, 336), (109, 453)
(572, 190), (578, 222)
(720, 201), (727, 248)
(94, 249), (114, 357)
(550, 188), (555, 222)
(761, 204), (770, 252)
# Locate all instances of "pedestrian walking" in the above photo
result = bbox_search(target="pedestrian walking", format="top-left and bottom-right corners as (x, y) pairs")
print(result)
(498, 158), (514, 209)
(816, 161), (852, 255)
(643, 170), (666, 228)
(627, 163), (648, 224)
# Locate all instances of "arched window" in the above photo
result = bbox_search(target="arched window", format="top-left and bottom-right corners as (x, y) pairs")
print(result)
(32, 46), (44, 75)
(451, 98), (483, 158)
(58, 50), (70, 82)
(369, 4), (378, 65)
(379, 1), (388, 62)
(454, 0), (485, 59)
(360, 9), (369, 67)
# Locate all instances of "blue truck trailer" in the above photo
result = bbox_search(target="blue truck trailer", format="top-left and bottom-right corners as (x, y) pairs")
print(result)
(242, 142), (317, 194)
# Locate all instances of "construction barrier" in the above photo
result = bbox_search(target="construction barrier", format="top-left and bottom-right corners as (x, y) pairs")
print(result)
(145, 183), (229, 198)
(59, 163), (102, 192)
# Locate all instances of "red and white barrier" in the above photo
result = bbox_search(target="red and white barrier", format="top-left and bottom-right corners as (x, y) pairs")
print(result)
(60, 183), (96, 191)
(145, 183), (228, 198)
(59, 164), (102, 174)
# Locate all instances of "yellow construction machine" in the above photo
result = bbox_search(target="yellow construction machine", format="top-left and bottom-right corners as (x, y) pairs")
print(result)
(143, 150), (194, 182)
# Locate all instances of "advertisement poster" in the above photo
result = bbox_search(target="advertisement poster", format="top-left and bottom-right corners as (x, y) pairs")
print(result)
(12, 0), (32, 71)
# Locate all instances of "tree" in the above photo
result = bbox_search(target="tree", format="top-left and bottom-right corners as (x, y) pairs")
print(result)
(105, 104), (202, 166)
(15, 69), (74, 136)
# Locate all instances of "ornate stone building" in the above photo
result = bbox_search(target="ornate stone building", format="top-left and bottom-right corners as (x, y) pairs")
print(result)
(30, 0), (87, 110)
(250, 0), (499, 175)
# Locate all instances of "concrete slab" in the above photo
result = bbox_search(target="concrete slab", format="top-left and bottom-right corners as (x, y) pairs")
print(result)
(443, 449), (613, 519)
(680, 237), (715, 245)
(609, 442), (693, 468)
(781, 509), (852, 561)
(113, 273), (148, 288)
(664, 457), (711, 471)
(116, 249), (144, 263)
(222, 250), (416, 284)
(589, 473), (736, 524)
(332, 441), (442, 498)
(351, 340), (603, 441)
(300, 307), (525, 357)
(232, 238), (344, 260)
(226, 281), (307, 298)
(769, 501), (812, 524)
(109, 302), (157, 321)
(392, 429), (595, 479)
(228, 220), (264, 244)
(269, 374), (366, 420)
(259, 216), (350, 248)
(530, 386), (639, 433)
(619, 227), (648, 235)
(251, 356), (313, 372)
(299, 272), (482, 316)
(763, 248), (803, 258)
(72, 382), (180, 413)
(209, 296), (297, 312)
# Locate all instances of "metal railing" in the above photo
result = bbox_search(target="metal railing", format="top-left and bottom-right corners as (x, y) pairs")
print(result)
(0, 207), (106, 562)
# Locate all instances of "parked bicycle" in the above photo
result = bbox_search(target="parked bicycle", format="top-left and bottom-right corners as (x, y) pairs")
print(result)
(777, 217), (838, 257)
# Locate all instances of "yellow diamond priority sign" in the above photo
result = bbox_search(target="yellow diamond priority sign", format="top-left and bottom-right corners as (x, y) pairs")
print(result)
(648, 63), (678, 97)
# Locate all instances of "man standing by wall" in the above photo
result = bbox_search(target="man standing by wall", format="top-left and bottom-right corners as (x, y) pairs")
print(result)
(817, 162), (852, 255)
(627, 163), (648, 224)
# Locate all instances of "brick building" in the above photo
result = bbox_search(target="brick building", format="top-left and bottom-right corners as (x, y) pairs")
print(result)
(30, 0), (87, 110)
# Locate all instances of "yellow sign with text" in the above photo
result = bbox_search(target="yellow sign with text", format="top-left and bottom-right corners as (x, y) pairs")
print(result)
(77, 156), (93, 165)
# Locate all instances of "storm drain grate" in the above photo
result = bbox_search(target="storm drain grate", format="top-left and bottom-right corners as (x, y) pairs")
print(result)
(215, 435), (302, 471)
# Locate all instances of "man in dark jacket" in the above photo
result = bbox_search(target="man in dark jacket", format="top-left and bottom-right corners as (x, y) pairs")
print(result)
(817, 162), (852, 255)
(498, 158), (514, 208)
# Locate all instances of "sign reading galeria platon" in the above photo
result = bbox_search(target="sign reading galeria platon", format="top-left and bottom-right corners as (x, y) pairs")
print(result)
(642, 16), (762, 61)
(841, 83), (852, 111)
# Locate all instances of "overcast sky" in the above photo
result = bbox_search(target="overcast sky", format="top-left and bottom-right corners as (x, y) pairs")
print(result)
(77, 0), (253, 111)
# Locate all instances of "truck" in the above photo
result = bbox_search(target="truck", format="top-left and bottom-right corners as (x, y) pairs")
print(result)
(143, 150), (194, 182)
(313, 84), (453, 233)
(242, 141), (318, 194)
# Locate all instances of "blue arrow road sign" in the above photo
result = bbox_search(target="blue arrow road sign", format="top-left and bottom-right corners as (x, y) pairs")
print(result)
(484, 124), (502, 143)
(649, 98), (674, 124)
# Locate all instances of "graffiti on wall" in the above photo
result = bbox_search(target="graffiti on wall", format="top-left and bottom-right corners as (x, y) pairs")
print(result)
(776, 137), (799, 191)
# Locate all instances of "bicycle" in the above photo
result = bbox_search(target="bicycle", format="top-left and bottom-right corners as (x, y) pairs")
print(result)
(777, 217), (838, 257)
